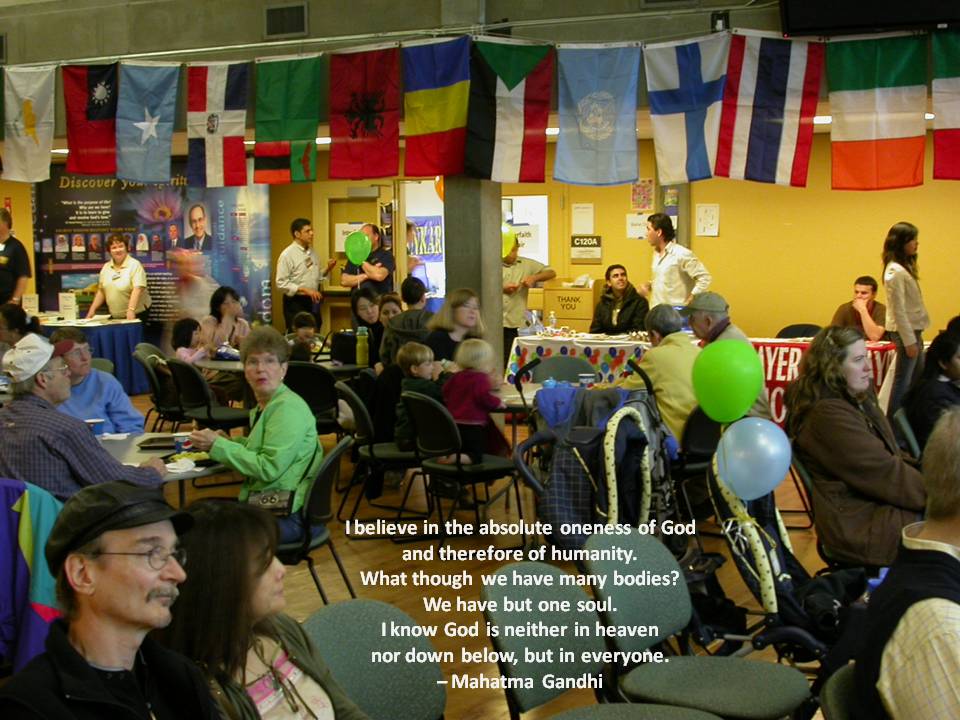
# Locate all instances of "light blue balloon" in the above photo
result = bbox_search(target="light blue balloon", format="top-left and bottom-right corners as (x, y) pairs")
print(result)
(716, 417), (792, 501)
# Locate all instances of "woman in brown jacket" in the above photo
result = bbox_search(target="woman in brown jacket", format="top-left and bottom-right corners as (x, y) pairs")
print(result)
(786, 326), (925, 567)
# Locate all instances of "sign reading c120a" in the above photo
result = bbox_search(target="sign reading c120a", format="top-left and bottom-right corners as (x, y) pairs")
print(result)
(570, 234), (601, 264)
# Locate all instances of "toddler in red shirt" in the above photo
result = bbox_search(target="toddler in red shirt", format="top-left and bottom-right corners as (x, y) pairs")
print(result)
(441, 339), (505, 464)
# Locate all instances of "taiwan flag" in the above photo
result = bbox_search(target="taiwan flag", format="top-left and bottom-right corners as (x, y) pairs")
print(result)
(186, 62), (249, 186)
(63, 64), (118, 175)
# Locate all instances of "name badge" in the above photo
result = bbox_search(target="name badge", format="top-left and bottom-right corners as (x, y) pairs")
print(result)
(112, 272), (122, 281)
(305, 258), (314, 269)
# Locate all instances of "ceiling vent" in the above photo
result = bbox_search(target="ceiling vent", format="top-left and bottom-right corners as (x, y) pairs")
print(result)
(264, 3), (308, 40)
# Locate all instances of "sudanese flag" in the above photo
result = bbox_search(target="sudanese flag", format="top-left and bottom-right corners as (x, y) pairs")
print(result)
(63, 64), (118, 175)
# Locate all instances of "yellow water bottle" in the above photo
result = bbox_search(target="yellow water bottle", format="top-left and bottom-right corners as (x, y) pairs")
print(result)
(356, 326), (369, 366)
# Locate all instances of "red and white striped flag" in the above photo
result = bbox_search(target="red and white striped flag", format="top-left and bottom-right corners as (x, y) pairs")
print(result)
(186, 62), (249, 187)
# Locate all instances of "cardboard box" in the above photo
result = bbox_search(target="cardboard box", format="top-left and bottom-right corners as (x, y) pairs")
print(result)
(542, 281), (603, 331)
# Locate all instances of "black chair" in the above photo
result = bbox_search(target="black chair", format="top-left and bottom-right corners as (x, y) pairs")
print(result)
(284, 361), (341, 438)
(132, 350), (187, 431)
(673, 406), (723, 525)
(819, 663), (856, 720)
(165, 358), (249, 432)
(276, 436), (356, 604)
(334, 381), (428, 529)
(776, 323), (821, 339)
(402, 391), (525, 544)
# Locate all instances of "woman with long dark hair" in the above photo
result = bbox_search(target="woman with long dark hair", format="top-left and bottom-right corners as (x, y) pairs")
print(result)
(904, 330), (960, 451)
(0, 302), (40, 356)
(881, 221), (929, 416)
(158, 502), (368, 719)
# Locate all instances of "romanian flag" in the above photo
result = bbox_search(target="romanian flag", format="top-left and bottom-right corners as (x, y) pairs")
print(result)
(465, 40), (553, 183)
(933, 32), (960, 180)
(402, 36), (470, 177)
(63, 64), (118, 175)
(827, 36), (927, 190)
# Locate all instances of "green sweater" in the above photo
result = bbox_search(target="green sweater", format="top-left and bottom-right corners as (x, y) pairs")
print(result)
(209, 614), (369, 720)
(209, 384), (322, 514)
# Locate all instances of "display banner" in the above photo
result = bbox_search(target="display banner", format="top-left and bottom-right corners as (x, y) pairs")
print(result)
(34, 161), (272, 325)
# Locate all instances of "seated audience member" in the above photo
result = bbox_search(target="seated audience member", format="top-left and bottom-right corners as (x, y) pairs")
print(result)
(50, 327), (145, 434)
(786, 326), (925, 567)
(351, 286), (382, 367)
(855, 409), (960, 719)
(682, 291), (771, 419)
(904, 330), (960, 451)
(0, 481), (219, 718)
(188, 327), (323, 543)
(201, 286), (251, 401)
(373, 293), (403, 372)
(394, 342), (444, 451)
(171, 316), (208, 364)
(0, 335), (164, 499)
(379, 276), (433, 367)
(289, 311), (321, 361)
(158, 501), (369, 719)
(590, 264), (649, 335)
(0, 302), (40, 359)
(621, 304), (699, 442)
(442, 339), (505, 464)
(425, 288), (484, 365)
(831, 275), (887, 342)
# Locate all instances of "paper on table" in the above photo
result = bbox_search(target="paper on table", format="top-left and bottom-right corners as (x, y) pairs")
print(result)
(101, 433), (130, 440)
(165, 459), (196, 473)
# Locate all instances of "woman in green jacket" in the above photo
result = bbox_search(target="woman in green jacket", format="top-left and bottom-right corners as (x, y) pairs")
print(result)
(190, 326), (322, 543)
(158, 502), (369, 719)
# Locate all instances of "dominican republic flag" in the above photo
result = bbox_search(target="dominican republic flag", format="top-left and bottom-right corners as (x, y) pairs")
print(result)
(715, 33), (824, 187)
(116, 62), (179, 183)
(933, 32), (960, 180)
(63, 64), (118, 175)
(186, 62), (248, 187)
(465, 39), (553, 183)
(645, 32), (730, 185)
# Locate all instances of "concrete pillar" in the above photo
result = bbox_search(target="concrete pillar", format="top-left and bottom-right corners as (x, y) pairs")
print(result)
(442, 175), (504, 370)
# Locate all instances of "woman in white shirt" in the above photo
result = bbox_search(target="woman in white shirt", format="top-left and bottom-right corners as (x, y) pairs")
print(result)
(86, 234), (151, 319)
(882, 221), (929, 417)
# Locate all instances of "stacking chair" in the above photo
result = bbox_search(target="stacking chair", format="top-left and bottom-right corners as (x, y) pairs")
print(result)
(303, 599), (446, 720)
(892, 408), (922, 459)
(673, 407), (722, 525)
(402, 391), (524, 543)
(132, 349), (187, 431)
(90, 357), (115, 376)
(284, 361), (342, 437)
(529, 354), (597, 383)
(165, 358), (249, 432)
(582, 532), (811, 719)
(275, 436), (356, 604)
(776, 324), (822, 339)
(819, 663), (856, 720)
(482, 561), (723, 720)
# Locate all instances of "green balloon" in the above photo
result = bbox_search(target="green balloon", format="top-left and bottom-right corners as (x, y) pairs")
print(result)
(344, 230), (371, 265)
(691, 339), (764, 423)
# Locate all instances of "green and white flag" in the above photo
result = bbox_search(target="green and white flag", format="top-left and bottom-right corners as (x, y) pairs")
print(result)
(933, 32), (960, 180)
(3, 65), (55, 182)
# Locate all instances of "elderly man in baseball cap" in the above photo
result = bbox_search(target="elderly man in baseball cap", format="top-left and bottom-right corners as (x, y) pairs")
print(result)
(0, 481), (219, 718)
(0, 335), (165, 499)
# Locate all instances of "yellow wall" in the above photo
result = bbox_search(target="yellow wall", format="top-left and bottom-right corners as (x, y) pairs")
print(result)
(1, 180), (36, 295)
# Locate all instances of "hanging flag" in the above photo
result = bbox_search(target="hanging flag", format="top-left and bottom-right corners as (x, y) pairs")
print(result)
(402, 36), (471, 177)
(715, 33), (824, 187)
(329, 46), (400, 179)
(465, 40), (553, 183)
(2, 65), (55, 183)
(645, 33), (729, 185)
(63, 64), (118, 175)
(933, 32), (960, 180)
(554, 45), (640, 186)
(827, 36), (926, 190)
(116, 63), (179, 183)
(186, 62), (249, 187)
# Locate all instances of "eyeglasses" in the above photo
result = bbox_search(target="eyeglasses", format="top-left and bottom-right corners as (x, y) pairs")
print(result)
(94, 546), (187, 571)
(44, 363), (71, 377)
(65, 344), (92, 359)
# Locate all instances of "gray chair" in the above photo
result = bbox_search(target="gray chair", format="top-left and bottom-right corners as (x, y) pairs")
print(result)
(90, 357), (115, 376)
(893, 408), (922, 459)
(530, 354), (597, 383)
(165, 357), (249, 432)
(481, 561), (723, 720)
(582, 533), (811, 719)
(304, 599), (446, 720)
(819, 663), (856, 720)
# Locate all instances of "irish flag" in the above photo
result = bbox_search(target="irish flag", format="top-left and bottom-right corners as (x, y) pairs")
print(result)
(933, 32), (960, 180)
(827, 36), (927, 190)
(464, 40), (553, 183)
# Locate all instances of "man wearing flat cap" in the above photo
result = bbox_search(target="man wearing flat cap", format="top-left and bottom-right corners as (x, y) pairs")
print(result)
(0, 334), (165, 499)
(0, 481), (218, 718)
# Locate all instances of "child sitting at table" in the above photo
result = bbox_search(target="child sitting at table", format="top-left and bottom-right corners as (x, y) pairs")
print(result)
(441, 338), (506, 464)
(288, 311), (321, 361)
(171, 317), (207, 364)
(394, 341), (444, 451)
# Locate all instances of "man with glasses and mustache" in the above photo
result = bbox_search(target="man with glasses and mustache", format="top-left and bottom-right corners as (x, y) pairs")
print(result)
(50, 327), (144, 434)
(0, 481), (219, 719)
(0, 335), (164, 499)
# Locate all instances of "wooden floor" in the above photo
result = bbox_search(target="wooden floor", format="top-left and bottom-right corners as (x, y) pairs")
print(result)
(141, 396), (827, 720)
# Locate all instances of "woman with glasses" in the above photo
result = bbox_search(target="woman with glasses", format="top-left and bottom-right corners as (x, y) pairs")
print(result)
(189, 327), (323, 543)
(424, 288), (485, 369)
(159, 501), (368, 719)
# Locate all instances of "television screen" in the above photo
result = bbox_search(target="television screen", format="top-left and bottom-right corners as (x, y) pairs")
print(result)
(780, 0), (960, 37)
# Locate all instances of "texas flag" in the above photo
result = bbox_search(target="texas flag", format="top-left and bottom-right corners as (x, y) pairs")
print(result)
(62, 64), (118, 175)
(186, 62), (249, 187)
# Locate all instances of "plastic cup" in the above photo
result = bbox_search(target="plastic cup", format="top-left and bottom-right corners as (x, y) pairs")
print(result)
(85, 418), (105, 436)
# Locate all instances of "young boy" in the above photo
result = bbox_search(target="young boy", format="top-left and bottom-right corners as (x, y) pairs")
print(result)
(289, 311), (321, 361)
(394, 341), (444, 451)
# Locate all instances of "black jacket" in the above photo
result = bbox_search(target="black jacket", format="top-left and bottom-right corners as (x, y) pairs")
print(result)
(379, 308), (434, 366)
(0, 620), (219, 720)
(589, 283), (649, 334)
(904, 377), (960, 451)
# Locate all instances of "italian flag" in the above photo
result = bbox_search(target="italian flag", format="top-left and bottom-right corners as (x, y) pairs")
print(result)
(933, 32), (960, 180)
(827, 36), (927, 190)
(464, 40), (553, 183)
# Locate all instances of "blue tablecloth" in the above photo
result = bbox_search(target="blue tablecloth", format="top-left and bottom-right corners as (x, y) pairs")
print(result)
(41, 322), (148, 396)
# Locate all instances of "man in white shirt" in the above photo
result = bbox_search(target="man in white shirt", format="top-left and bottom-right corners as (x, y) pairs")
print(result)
(502, 237), (555, 367)
(640, 213), (712, 307)
(275, 218), (336, 331)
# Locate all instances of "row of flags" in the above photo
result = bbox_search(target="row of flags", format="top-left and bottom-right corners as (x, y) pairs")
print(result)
(3, 31), (960, 190)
